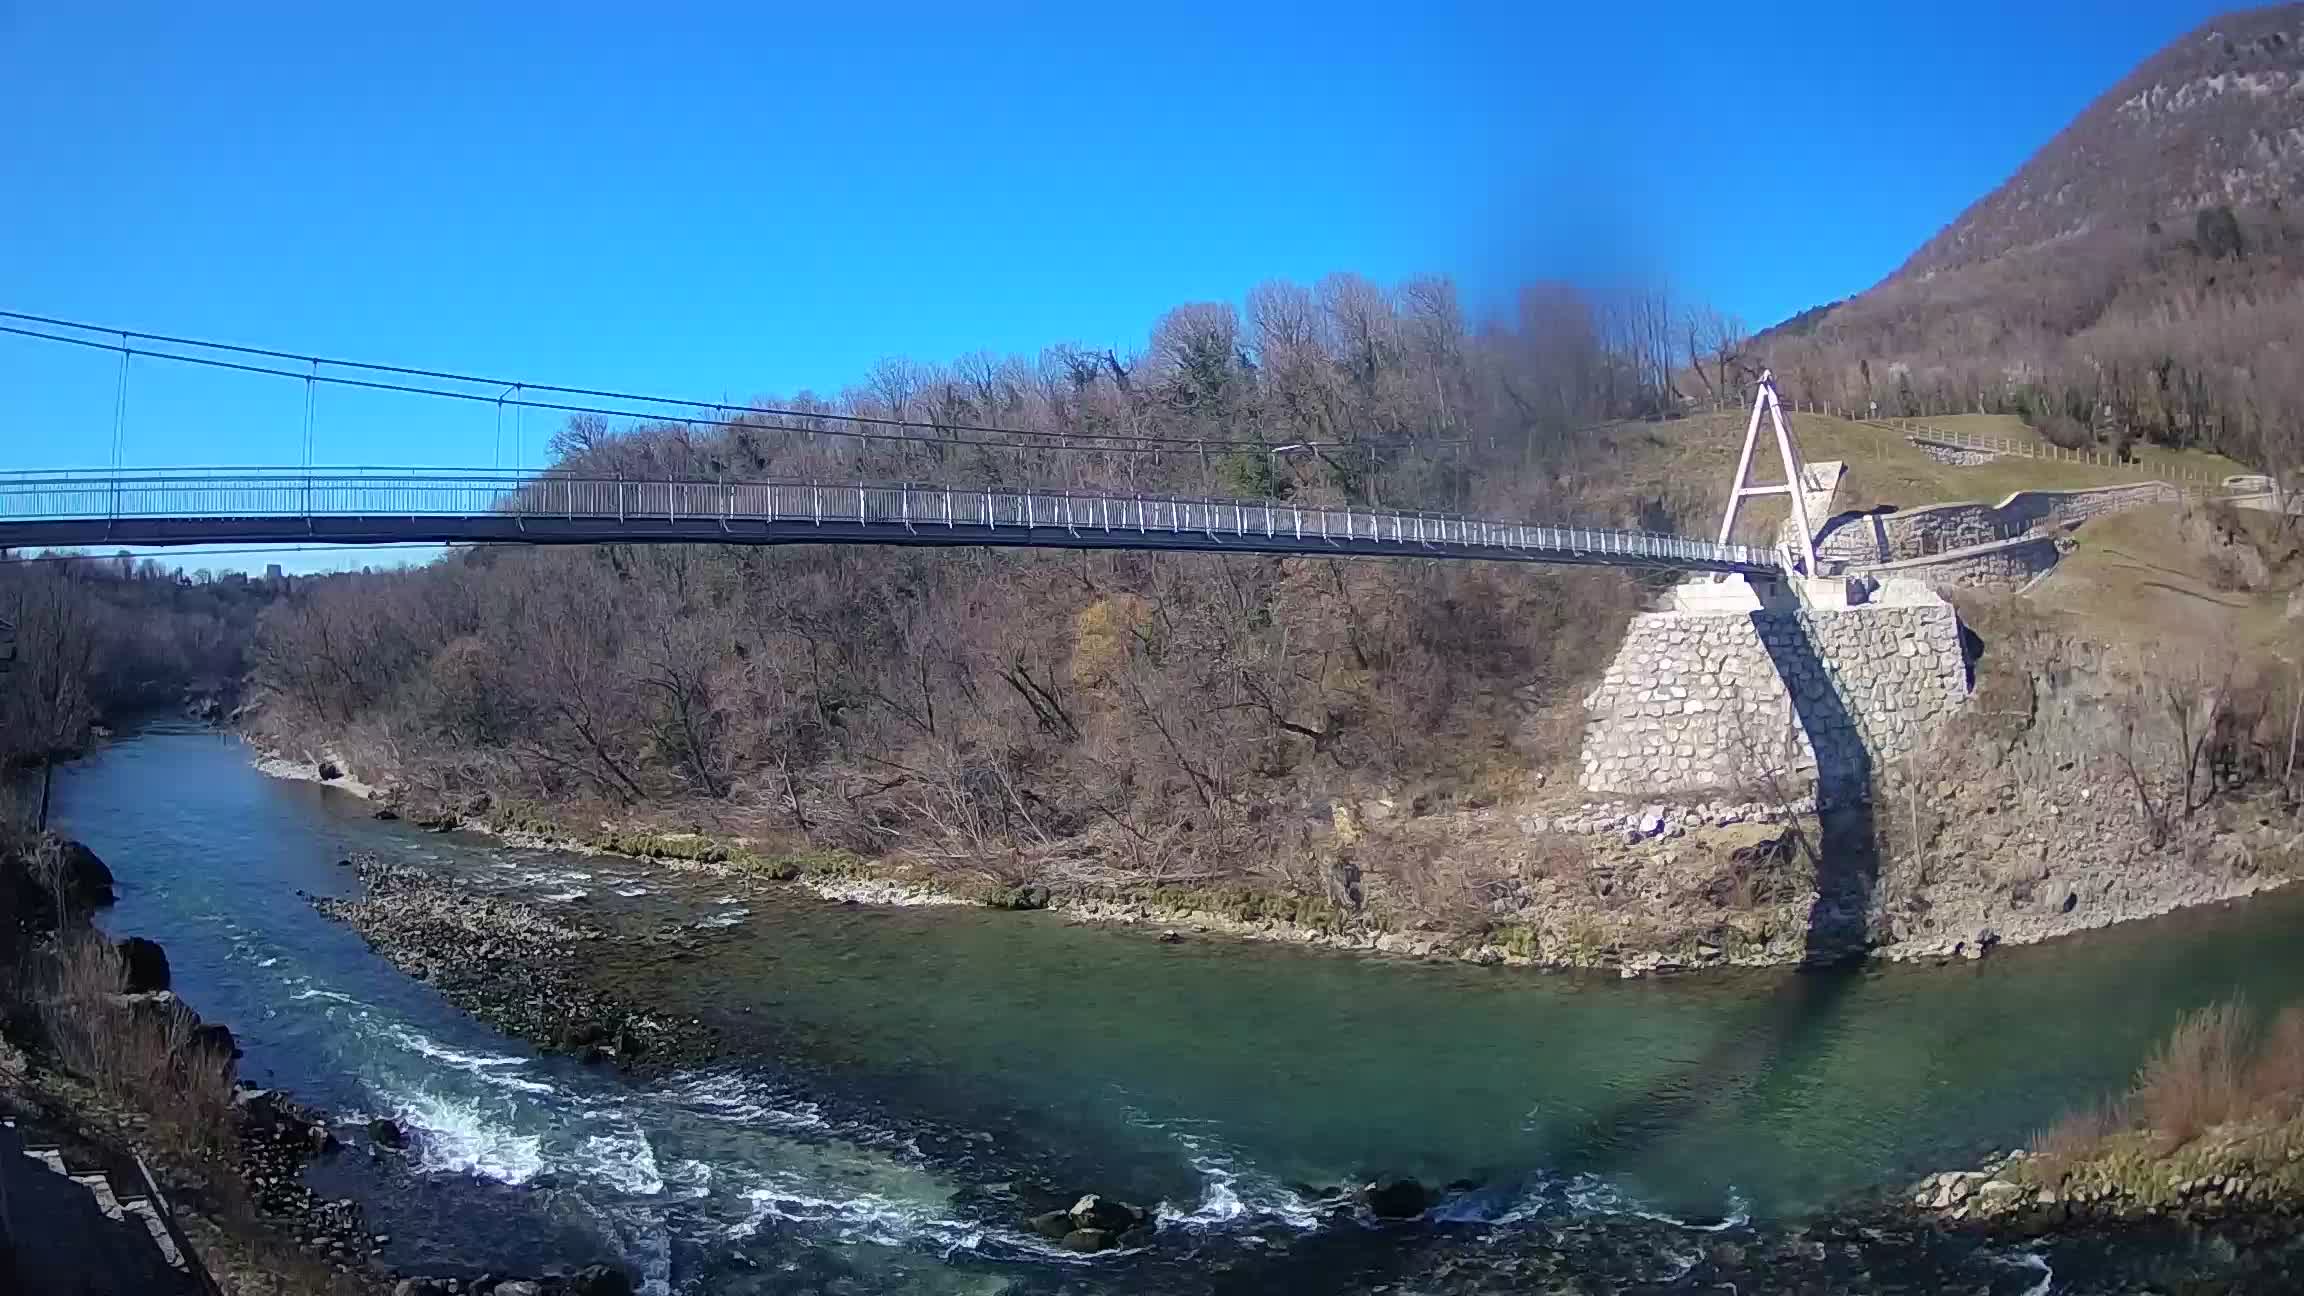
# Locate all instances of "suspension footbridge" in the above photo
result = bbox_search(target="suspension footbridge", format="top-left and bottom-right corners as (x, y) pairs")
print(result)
(0, 469), (1779, 574)
(0, 313), (1787, 577)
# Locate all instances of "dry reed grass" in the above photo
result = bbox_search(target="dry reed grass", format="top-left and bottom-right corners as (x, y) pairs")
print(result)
(2033, 997), (2304, 1169)
(29, 932), (237, 1168)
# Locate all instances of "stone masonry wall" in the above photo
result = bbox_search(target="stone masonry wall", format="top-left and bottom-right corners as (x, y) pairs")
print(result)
(1856, 534), (2060, 592)
(1579, 601), (1969, 797)
(1914, 442), (2001, 467)
(1812, 482), (2181, 564)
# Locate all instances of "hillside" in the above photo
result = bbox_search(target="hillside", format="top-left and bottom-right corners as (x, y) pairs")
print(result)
(1755, 4), (2304, 476)
(1898, 5), (2304, 281)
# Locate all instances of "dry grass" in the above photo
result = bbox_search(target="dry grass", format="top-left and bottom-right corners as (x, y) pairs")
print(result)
(2246, 1003), (2304, 1118)
(2035, 998), (2304, 1167)
(1592, 410), (2237, 547)
(2031, 1097), (2132, 1182)
(30, 933), (238, 1170)
(2027, 506), (2296, 656)
(2135, 999), (2252, 1150)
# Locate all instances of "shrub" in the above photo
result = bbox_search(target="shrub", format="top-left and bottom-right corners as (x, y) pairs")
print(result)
(2030, 1096), (2129, 1183)
(2246, 1002), (2304, 1116)
(2134, 999), (2250, 1148)
(31, 933), (237, 1168)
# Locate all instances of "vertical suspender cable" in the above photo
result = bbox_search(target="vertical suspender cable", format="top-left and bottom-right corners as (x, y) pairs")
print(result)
(496, 386), (514, 469)
(303, 360), (317, 520)
(111, 341), (129, 466)
(111, 338), (129, 520)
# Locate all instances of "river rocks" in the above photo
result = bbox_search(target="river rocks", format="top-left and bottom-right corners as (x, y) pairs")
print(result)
(54, 837), (117, 909)
(1067, 1193), (1140, 1232)
(5, 835), (116, 932)
(1022, 1193), (1151, 1251)
(191, 1021), (241, 1061)
(568, 1266), (635, 1296)
(311, 857), (718, 1071)
(116, 935), (171, 992)
(1523, 797), (1817, 843)
(1362, 1175), (1433, 1219)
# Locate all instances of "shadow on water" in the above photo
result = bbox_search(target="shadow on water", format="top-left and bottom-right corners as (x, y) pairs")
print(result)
(1534, 610), (1887, 1181)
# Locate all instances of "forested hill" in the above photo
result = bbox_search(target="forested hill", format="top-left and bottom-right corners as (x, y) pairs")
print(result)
(1755, 4), (2304, 472)
(235, 273), (1702, 929)
(1, 560), (276, 767)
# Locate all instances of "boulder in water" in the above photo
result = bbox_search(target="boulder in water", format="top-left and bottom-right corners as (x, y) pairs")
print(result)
(1060, 1228), (1113, 1253)
(1026, 1210), (1073, 1240)
(64, 839), (115, 908)
(391, 1281), (445, 1296)
(367, 1118), (406, 1149)
(559, 1021), (609, 1050)
(15, 825), (119, 908)
(317, 760), (344, 781)
(191, 1022), (240, 1062)
(568, 1265), (635, 1296)
(1070, 1193), (1144, 1233)
(1362, 1175), (1432, 1219)
(117, 936), (171, 993)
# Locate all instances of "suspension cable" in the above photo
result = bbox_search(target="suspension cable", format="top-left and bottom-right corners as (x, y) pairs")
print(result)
(1, 309), (1463, 455)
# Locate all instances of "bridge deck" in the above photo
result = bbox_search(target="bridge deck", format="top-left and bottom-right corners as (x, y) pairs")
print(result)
(0, 471), (1779, 575)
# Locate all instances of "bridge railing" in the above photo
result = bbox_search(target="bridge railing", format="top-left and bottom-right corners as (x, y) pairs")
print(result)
(0, 468), (1778, 571)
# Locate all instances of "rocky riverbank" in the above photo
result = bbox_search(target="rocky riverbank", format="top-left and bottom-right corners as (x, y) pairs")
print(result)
(257, 704), (2304, 982)
(311, 856), (720, 1071)
(0, 832), (641, 1295)
(1911, 1122), (2304, 1234)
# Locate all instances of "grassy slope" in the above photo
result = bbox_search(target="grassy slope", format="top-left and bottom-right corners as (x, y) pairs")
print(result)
(2028, 505), (2298, 657)
(1594, 408), (2292, 671)
(1595, 410), (2254, 544)
(1915, 413), (2249, 485)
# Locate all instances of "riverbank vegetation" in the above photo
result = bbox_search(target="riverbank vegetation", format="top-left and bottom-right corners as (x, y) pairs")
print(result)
(0, 825), (386, 1294)
(0, 557), (278, 769)
(1914, 995), (2304, 1232)
(225, 269), (2304, 969)
(2032, 998), (2304, 1192)
(245, 274), (1702, 936)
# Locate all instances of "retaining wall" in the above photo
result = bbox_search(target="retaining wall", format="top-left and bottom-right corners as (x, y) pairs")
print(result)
(1855, 534), (2061, 592)
(1579, 599), (1969, 797)
(1813, 482), (2181, 564)
(1914, 442), (2000, 467)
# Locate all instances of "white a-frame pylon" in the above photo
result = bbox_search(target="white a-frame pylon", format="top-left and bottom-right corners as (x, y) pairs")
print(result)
(1715, 370), (1818, 576)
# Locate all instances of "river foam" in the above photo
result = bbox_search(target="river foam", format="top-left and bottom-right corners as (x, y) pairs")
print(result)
(387, 1086), (548, 1185)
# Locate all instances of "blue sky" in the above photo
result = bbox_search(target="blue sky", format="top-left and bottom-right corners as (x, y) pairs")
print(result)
(0, 0), (2236, 567)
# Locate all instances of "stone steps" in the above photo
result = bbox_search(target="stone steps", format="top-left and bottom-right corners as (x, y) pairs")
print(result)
(3, 1116), (204, 1291)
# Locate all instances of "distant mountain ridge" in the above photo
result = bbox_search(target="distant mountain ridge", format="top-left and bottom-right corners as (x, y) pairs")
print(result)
(1751, 5), (2304, 469)
(1895, 4), (2304, 282)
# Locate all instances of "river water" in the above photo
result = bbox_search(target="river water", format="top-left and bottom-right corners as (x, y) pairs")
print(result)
(53, 723), (2304, 1293)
